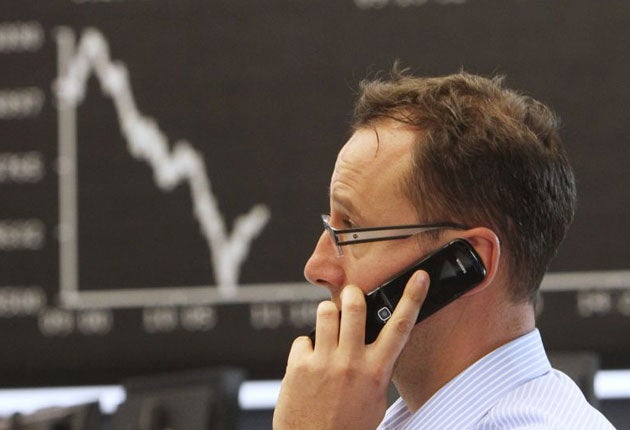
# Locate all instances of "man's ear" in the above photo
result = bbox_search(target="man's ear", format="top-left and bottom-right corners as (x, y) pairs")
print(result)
(456, 227), (501, 296)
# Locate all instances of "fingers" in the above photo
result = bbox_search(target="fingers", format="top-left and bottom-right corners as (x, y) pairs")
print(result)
(338, 285), (367, 351)
(313, 300), (340, 353)
(287, 335), (314, 365)
(299, 271), (428, 368)
(312, 288), (366, 353)
(374, 270), (429, 362)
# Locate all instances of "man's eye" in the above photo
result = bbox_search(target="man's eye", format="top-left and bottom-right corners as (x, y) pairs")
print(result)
(341, 219), (356, 228)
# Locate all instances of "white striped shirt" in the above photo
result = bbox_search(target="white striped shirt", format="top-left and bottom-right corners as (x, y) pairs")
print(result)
(378, 329), (615, 429)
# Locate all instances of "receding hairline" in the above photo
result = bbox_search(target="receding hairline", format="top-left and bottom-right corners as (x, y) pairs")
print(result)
(351, 119), (430, 219)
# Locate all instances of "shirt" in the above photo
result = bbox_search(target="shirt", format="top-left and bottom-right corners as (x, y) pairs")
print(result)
(378, 329), (615, 429)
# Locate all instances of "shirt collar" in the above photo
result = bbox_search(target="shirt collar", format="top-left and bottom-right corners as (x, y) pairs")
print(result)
(379, 329), (551, 430)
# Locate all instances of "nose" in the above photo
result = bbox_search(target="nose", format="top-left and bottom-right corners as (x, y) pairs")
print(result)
(304, 231), (345, 294)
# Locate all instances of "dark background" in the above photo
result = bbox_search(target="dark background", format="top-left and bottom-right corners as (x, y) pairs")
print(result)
(1, 0), (629, 392)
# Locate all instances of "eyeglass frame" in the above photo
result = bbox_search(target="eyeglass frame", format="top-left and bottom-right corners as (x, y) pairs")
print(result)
(321, 214), (470, 256)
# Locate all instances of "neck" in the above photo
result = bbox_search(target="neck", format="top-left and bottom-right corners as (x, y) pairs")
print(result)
(392, 296), (535, 412)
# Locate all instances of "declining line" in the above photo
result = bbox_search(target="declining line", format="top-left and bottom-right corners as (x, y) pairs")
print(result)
(54, 27), (271, 297)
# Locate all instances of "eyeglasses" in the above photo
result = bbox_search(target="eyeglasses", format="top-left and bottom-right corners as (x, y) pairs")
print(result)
(321, 214), (469, 256)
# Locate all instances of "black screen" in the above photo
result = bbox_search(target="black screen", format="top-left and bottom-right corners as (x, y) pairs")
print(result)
(1, 0), (629, 385)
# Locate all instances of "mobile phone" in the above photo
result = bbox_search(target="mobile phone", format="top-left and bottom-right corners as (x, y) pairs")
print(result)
(309, 238), (486, 345)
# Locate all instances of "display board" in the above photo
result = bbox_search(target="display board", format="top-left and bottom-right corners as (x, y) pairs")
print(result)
(1, 0), (629, 386)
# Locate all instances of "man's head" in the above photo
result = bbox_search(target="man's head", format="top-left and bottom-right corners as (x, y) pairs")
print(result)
(352, 67), (577, 302)
(305, 121), (429, 305)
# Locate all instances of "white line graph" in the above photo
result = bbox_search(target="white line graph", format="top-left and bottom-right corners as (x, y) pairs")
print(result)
(47, 26), (630, 311)
(53, 26), (272, 307)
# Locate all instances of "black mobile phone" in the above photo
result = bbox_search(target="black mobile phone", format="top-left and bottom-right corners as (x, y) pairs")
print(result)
(308, 239), (486, 345)
(362, 238), (486, 343)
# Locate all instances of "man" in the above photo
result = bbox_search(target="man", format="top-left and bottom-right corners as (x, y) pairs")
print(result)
(273, 68), (615, 429)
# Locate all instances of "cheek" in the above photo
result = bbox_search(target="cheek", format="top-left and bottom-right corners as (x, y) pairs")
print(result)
(344, 266), (382, 294)
(344, 248), (399, 294)
(344, 244), (387, 293)
(345, 240), (426, 293)
(345, 241), (375, 260)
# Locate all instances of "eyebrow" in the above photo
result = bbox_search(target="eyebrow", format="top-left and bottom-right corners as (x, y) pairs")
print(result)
(329, 189), (364, 222)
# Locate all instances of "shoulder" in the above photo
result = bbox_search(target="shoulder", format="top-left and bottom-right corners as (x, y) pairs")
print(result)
(476, 369), (615, 430)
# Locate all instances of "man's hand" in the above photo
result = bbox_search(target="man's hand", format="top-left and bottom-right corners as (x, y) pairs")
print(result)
(273, 271), (429, 430)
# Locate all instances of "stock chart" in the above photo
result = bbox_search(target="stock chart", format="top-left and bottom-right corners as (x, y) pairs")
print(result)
(1, 0), (629, 386)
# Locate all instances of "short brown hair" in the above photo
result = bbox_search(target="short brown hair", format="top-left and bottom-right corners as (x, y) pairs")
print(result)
(353, 67), (577, 302)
